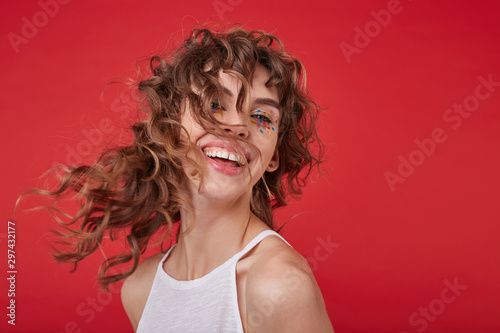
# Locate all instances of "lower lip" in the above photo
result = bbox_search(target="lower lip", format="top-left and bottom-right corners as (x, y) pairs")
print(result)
(205, 155), (246, 176)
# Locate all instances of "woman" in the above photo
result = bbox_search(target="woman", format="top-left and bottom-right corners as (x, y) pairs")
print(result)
(33, 26), (334, 332)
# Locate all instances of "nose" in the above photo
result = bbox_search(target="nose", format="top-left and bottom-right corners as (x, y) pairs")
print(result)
(220, 110), (249, 138)
(222, 122), (249, 138)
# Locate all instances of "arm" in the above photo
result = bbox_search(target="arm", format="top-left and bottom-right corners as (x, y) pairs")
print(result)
(121, 253), (163, 331)
(245, 250), (334, 333)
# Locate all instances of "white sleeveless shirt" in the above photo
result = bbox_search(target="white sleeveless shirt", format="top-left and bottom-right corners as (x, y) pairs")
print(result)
(136, 230), (290, 333)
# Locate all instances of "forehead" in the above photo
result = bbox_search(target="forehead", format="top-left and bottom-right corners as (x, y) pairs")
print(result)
(217, 65), (279, 109)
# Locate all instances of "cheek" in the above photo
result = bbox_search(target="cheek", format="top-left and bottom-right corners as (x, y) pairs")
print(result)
(181, 115), (206, 143)
(253, 131), (279, 164)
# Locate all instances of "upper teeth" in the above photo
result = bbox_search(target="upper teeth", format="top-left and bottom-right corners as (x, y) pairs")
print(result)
(204, 148), (246, 165)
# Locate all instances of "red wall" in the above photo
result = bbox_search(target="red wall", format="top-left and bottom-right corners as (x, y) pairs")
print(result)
(1, 0), (500, 332)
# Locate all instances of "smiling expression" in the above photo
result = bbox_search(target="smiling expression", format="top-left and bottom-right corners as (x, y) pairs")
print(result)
(180, 64), (281, 198)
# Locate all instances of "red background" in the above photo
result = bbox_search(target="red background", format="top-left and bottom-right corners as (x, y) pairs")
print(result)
(2, 0), (500, 332)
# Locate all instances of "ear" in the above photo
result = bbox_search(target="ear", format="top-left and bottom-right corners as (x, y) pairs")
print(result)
(266, 149), (280, 172)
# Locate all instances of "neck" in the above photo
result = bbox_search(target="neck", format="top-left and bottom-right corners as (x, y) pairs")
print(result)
(170, 190), (265, 280)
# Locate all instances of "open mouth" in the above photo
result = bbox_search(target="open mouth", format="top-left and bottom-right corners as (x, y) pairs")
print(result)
(203, 147), (248, 168)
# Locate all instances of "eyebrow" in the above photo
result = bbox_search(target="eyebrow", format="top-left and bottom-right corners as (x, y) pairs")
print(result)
(221, 86), (280, 110)
(253, 97), (280, 110)
(222, 87), (233, 97)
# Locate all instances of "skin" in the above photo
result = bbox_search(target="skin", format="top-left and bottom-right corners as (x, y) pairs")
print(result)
(121, 65), (334, 332)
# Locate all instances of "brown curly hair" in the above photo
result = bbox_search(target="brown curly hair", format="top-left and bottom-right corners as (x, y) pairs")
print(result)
(20, 26), (324, 290)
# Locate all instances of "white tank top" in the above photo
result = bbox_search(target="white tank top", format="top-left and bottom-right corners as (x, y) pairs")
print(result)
(136, 230), (290, 333)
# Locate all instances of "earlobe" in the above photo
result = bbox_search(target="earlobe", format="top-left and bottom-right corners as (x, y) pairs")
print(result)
(266, 149), (280, 172)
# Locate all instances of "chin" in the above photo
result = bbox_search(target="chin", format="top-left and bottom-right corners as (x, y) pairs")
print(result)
(200, 179), (252, 201)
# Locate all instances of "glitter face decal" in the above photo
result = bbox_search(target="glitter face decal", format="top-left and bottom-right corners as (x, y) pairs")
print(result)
(210, 99), (223, 117)
(251, 109), (277, 135)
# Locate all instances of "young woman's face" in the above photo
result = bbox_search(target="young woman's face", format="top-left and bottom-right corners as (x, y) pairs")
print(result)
(180, 64), (280, 200)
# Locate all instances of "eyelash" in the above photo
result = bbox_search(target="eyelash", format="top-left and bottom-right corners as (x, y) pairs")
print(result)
(210, 101), (225, 112)
(251, 113), (272, 124)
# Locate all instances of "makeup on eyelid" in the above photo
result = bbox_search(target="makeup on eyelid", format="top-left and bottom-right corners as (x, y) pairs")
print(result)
(210, 99), (224, 117)
(251, 109), (277, 135)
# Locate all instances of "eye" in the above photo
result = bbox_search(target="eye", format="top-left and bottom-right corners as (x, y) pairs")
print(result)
(210, 101), (221, 111)
(251, 110), (273, 124)
(209, 99), (225, 116)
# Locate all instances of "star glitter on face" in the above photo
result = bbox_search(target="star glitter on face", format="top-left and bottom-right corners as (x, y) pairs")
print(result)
(210, 99), (224, 117)
(251, 109), (277, 135)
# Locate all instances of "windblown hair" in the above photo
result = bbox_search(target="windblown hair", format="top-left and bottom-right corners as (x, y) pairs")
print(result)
(22, 26), (324, 290)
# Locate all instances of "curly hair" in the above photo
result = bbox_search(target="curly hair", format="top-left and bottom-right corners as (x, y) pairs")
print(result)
(20, 26), (324, 290)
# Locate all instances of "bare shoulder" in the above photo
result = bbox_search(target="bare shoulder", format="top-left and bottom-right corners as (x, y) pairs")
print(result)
(245, 235), (334, 333)
(121, 252), (165, 331)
